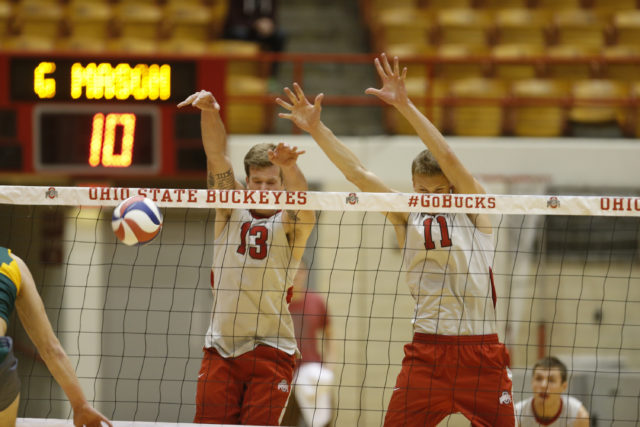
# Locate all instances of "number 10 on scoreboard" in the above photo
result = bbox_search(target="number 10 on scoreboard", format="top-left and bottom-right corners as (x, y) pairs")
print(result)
(89, 113), (136, 168)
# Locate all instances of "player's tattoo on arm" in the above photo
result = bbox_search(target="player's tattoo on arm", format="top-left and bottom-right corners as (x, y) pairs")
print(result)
(209, 169), (235, 189)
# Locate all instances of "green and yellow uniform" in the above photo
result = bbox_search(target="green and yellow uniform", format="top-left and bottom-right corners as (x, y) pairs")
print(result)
(0, 246), (21, 410)
(0, 247), (21, 325)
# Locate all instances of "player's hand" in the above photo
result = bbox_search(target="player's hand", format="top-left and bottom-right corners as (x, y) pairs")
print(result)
(73, 403), (113, 427)
(365, 53), (409, 107)
(268, 142), (305, 169)
(177, 90), (220, 112)
(276, 83), (324, 133)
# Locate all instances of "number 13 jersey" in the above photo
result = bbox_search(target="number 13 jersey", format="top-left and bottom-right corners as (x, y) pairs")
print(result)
(402, 212), (497, 336)
(205, 209), (297, 358)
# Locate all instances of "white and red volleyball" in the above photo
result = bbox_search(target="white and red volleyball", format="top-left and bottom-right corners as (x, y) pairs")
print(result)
(111, 195), (163, 246)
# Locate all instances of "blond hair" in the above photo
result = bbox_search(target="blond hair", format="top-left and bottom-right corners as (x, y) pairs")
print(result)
(243, 143), (280, 179)
(411, 150), (443, 177)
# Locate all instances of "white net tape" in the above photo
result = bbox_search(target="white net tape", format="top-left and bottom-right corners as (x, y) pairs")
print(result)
(1, 185), (638, 216)
(2, 185), (639, 426)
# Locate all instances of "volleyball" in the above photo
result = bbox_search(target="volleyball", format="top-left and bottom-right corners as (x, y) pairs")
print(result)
(111, 195), (163, 246)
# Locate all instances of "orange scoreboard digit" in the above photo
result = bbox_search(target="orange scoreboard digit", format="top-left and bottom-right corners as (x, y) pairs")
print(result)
(0, 53), (226, 176)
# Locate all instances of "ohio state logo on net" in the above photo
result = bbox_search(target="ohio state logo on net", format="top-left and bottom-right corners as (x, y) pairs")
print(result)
(346, 193), (359, 205)
(547, 196), (560, 208)
(45, 187), (58, 199)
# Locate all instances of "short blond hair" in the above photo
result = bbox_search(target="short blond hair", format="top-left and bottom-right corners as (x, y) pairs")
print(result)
(243, 143), (280, 179)
(411, 150), (443, 177)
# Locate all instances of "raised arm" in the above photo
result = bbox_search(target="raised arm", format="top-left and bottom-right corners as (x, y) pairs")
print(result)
(367, 54), (491, 233)
(366, 54), (485, 196)
(178, 90), (240, 190)
(268, 142), (316, 260)
(178, 90), (242, 232)
(277, 83), (408, 236)
(277, 84), (392, 194)
(14, 256), (112, 427)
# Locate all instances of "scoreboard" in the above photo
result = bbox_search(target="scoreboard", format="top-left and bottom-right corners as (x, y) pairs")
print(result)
(0, 53), (227, 176)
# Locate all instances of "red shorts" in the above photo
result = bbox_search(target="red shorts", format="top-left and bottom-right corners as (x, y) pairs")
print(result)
(194, 345), (296, 425)
(384, 333), (515, 427)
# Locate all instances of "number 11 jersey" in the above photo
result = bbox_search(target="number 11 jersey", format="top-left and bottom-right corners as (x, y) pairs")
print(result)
(402, 212), (497, 336)
(205, 209), (298, 358)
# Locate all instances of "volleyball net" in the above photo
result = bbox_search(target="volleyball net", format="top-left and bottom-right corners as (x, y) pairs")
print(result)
(2, 185), (639, 426)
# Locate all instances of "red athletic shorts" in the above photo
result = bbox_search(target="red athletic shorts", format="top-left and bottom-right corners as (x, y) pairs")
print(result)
(384, 333), (515, 427)
(194, 345), (296, 425)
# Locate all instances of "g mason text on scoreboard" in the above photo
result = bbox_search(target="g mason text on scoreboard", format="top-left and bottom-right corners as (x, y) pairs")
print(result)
(10, 57), (196, 102)
(34, 61), (171, 101)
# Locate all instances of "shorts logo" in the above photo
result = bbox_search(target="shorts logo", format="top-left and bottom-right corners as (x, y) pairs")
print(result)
(499, 391), (512, 405)
(277, 379), (289, 393)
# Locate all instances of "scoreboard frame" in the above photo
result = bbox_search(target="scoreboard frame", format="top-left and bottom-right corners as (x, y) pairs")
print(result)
(0, 52), (227, 177)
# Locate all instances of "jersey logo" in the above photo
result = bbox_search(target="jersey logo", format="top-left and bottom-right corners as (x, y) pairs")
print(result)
(499, 391), (512, 405)
(277, 379), (289, 393)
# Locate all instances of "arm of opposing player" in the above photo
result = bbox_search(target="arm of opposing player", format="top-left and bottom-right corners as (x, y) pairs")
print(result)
(13, 256), (112, 427)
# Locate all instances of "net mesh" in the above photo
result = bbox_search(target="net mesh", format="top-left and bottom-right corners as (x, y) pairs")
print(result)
(2, 185), (639, 426)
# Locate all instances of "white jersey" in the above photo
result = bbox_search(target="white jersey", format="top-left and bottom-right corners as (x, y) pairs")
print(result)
(205, 209), (298, 358)
(402, 212), (497, 335)
(515, 396), (584, 427)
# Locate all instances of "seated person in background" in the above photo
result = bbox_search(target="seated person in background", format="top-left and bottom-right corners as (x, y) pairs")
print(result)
(0, 247), (112, 427)
(282, 261), (334, 427)
(515, 356), (590, 427)
(223, 0), (285, 53)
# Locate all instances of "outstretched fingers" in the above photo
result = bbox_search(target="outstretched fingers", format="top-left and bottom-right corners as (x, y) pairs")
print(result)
(293, 82), (307, 101)
(278, 85), (320, 112)
(277, 84), (323, 131)
(268, 143), (306, 165)
(374, 57), (386, 80)
(380, 53), (394, 77)
(276, 97), (293, 111)
(283, 86), (300, 104)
